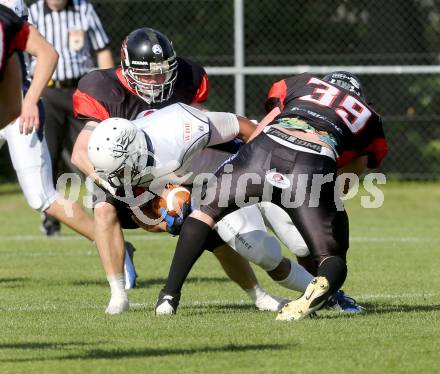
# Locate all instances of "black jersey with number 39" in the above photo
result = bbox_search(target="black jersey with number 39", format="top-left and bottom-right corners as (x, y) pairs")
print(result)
(265, 73), (388, 168)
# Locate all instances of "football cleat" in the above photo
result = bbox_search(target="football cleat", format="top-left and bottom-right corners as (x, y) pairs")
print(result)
(40, 212), (60, 237)
(326, 290), (366, 313)
(105, 293), (129, 315)
(124, 241), (137, 290)
(255, 292), (289, 312)
(155, 289), (180, 315)
(276, 276), (330, 321)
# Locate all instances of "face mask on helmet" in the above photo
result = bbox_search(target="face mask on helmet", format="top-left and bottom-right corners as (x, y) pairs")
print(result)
(322, 71), (365, 99)
(124, 60), (177, 104)
(121, 28), (178, 104)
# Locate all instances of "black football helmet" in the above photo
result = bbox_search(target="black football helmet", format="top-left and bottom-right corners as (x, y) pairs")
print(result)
(322, 71), (365, 99)
(121, 28), (178, 103)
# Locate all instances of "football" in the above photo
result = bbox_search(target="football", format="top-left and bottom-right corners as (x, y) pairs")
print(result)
(151, 184), (191, 217)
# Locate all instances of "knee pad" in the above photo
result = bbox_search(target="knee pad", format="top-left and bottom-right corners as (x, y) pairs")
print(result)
(18, 174), (59, 212)
(284, 237), (310, 258)
(232, 230), (283, 272)
(13, 139), (58, 212)
(259, 202), (311, 257)
(28, 192), (58, 212)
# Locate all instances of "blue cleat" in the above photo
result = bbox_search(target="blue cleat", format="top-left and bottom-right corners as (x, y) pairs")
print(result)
(124, 241), (137, 290)
(326, 290), (365, 313)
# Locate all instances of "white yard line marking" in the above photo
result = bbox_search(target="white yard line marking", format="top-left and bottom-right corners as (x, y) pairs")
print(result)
(1, 294), (436, 313)
(350, 237), (439, 243)
(357, 293), (435, 300)
(0, 234), (171, 241)
(0, 235), (437, 242)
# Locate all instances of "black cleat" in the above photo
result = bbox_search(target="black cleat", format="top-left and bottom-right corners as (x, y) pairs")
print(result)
(155, 289), (180, 315)
(40, 213), (61, 237)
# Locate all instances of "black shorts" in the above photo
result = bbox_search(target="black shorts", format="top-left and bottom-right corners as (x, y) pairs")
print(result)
(199, 132), (349, 263)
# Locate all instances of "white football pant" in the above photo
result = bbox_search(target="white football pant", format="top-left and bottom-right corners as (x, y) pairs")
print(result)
(0, 118), (59, 212)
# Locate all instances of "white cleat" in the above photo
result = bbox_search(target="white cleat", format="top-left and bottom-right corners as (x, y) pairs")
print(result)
(105, 294), (129, 315)
(255, 292), (289, 312)
(276, 276), (329, 321)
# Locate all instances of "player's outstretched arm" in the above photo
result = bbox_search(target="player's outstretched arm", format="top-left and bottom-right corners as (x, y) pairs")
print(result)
(236, 115), (258, 143)
(206, 112), (256, 146)
(21, 25), (58, 134)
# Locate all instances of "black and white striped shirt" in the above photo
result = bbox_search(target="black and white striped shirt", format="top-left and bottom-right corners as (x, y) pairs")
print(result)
(28, 0), (109, 81)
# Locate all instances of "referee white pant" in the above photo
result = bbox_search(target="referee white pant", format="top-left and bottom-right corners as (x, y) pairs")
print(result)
(0, 118), (59, 211)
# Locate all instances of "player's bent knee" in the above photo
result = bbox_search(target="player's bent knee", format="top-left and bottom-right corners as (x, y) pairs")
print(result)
(286, 241), (310, 258)
(27, 192), (58, 212)
(94, 202), (119, 225)
(234, 231), (283, 271)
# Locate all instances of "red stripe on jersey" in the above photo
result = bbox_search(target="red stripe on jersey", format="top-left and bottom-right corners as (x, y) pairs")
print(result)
(73, 89), (110, 121)
(116, 67), (137, 95)
(192, 73), (209, 103)
(0, 23), (4, 73)
(337, 137), (388, 169)
(9, 21), (29, 54)
(266, 80), (288, 110)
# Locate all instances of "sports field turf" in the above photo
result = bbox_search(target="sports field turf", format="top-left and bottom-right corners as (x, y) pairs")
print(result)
(0, 181), (439, 373)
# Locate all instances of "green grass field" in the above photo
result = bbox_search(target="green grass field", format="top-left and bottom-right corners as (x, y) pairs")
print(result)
(0, 181), (439, 373)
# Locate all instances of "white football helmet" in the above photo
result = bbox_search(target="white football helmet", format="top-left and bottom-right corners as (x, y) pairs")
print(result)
(88, 118), (153, 188)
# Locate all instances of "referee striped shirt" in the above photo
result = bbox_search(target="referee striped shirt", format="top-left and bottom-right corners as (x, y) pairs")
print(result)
(28, 0), (109, 81)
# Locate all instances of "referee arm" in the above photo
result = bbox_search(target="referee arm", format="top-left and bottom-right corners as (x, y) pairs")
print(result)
(96, 48), (114, 69)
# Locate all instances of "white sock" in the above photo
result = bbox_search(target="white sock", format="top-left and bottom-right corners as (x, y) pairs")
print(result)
(107, 273), (127, 297)
(245, 284), (267, 302)
(276, 259), (314, 292)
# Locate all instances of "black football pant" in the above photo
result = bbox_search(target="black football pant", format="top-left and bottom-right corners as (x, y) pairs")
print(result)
(200, 132), (349, 292)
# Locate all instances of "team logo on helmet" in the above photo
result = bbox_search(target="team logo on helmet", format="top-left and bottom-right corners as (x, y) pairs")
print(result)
(152, 44), (163, 55)
(265, 172), (291, 189)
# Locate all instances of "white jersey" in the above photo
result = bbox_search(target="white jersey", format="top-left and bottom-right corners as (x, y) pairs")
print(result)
(132, 103), (310, 278)
(132, 103), (239, 186)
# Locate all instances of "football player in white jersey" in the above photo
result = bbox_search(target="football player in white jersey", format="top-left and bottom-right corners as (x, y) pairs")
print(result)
(88, 103), (315, 315)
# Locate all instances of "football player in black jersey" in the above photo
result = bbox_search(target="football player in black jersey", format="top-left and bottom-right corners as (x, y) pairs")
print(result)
(155, 71), (388, 320)
(72, 28), (283, 314)
(259, 72), (388, 313)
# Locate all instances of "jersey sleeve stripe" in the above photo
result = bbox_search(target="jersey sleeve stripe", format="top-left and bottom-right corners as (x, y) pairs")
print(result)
(265, 79), (287, 113)
(9, 21), (29, 54)
(192, 73), (209, 103)
(337, 137), (388, 169)
(73, 88), (109, 121)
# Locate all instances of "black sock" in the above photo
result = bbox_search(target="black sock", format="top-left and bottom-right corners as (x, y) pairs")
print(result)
(317, 256), (347, 295)
(163, 217), (213, 296)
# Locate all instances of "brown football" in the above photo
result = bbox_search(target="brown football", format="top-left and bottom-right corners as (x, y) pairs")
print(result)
(151, 184), (191, 217)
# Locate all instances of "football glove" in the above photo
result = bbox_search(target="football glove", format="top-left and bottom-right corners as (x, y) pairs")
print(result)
(160, 202), (191, 235)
